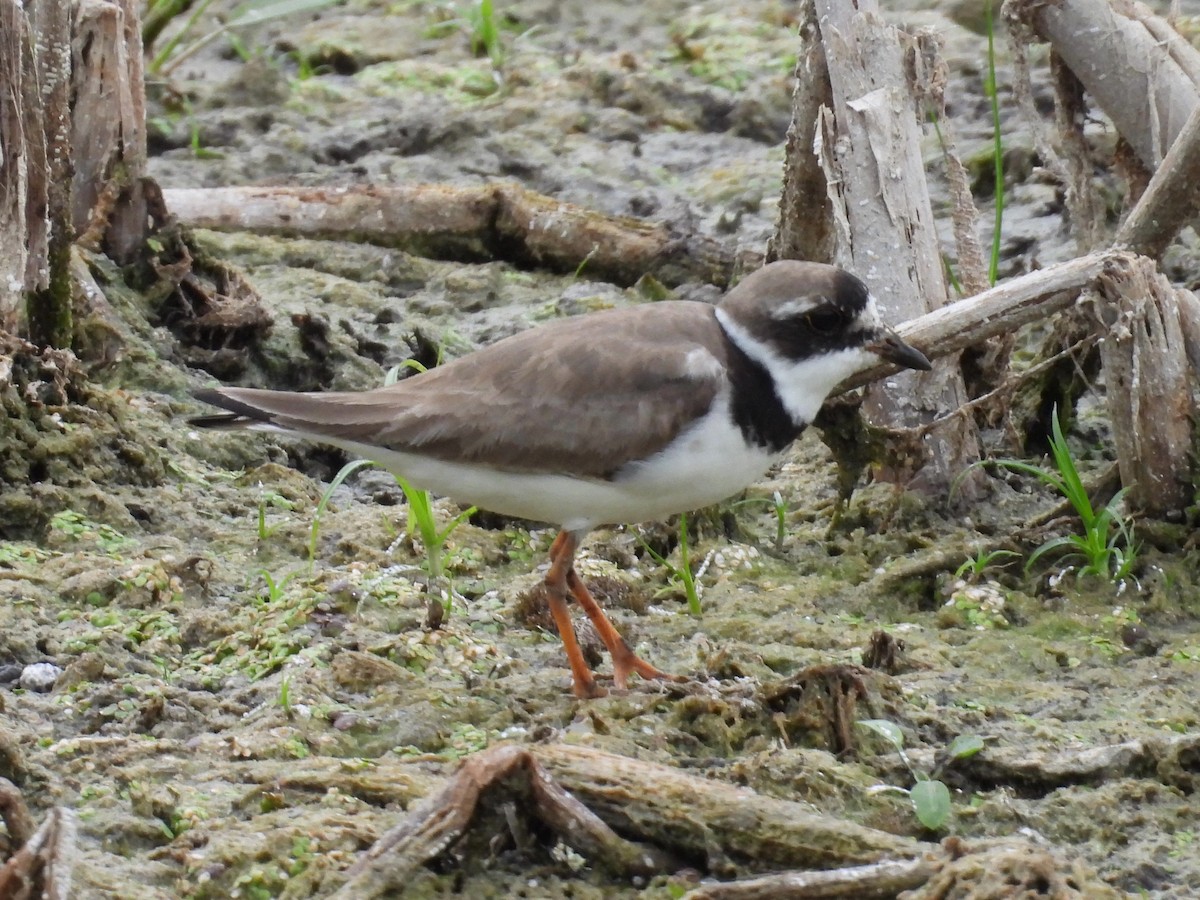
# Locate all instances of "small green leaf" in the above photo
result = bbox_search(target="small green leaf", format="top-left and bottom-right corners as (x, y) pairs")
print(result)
(947, 734), (985, 760)
(911, 779), (952, 830)
(857, 719), (904, 750)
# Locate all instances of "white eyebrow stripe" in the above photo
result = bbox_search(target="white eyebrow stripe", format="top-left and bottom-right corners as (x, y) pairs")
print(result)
(768, 297), (822, 319)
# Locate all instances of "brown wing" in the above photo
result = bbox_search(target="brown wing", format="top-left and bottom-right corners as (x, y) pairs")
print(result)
(193, 301), (730, 479)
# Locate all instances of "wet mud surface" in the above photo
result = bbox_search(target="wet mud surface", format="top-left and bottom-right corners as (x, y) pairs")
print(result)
(2, 1), (1199, 897)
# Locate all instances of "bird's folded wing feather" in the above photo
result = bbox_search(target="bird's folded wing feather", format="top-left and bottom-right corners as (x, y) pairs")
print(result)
(196, 303), (730, 479)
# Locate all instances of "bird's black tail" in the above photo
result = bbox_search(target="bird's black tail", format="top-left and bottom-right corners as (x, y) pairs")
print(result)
(188, 388), (275, 429)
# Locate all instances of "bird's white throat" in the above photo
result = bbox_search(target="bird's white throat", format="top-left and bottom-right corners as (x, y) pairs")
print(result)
(714, 307), (875, 426)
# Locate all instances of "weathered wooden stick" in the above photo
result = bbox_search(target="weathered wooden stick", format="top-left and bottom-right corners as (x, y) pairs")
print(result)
(681, 857), (934, 899)
(336, 743), (923, 897)
(532, 743), (920, 869)
(24, 0), (73, 349)
(162, 184), (738, 288)
(0, 0), (44, 331)
(1115, 102), (1200, 259)
(1093, 255), (1195, 515)
(335, 745), (676, 898)
(812, 0), (978, 494)
(1011, 0), (1200, 169)
(839, 250), (1124, 392)
(0, 805), (77, 900)
(70, 0), (149, 265)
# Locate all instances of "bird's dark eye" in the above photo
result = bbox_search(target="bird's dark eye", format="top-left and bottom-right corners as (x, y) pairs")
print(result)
(805, 308), (848, 334)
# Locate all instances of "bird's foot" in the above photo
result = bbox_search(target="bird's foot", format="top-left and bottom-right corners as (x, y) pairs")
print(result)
(571, 675), (608, 700)
(611, 643), (685, 691)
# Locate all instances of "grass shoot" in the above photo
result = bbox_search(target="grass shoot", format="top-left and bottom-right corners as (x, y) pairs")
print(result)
(637, 513), (703, 615)
(732, 490), (789, 551)
(987, 409), (1139, 584)
(145, 0), (340, 75)
(954, 547), (1019, 582)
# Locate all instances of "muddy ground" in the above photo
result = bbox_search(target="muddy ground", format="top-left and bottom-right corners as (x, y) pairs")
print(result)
(2, 0), (1199, 897)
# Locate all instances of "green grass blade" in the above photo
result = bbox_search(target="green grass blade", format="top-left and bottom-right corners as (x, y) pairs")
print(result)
(150, 0), (218, 72)
(678, 512), (701, 616)
(437, 507), (478, 545)
(987, 457), (1067, 496)
(1026, 535), (1077, 573)
(385, 358), (428, 385)
(1046, 410), (1095, 527)
(309, 458), (376, 565)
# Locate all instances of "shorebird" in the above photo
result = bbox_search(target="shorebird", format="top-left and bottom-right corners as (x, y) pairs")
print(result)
(191, 261), (931, 698)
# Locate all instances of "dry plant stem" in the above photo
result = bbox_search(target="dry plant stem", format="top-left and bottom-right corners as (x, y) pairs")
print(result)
(769, 0), (835, 264)
(911, 28), (1007, 399)
(0, 806), (78, 900)
(162, 184), (737, 288)
(907, 30), (987, 295)
(1011, 0), (1200, 169)
(1093, 255), (1195, 515)
(1051, 54), (1106, 253)
(1005, 11), (1060, 175)
(1115, 101), (1200, 259)
(680, 857), (934, 899)
(812, 0), (979, 495)
(0, 778), (37, 847)
(334, 745), (680, 899)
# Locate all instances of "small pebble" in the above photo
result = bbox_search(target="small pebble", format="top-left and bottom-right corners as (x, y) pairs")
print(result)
(331, 711), (361, 731)
(20, 662), (63, 692)
(0, 665), (24, 686)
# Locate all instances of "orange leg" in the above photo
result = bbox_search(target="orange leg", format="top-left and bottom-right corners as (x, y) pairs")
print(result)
(565, 569), (681, 690)
(544, 530), (681, 695)
(544, 531), (605, 699)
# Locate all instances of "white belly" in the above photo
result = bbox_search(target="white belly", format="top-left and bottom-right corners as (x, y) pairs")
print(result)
(273, 400), (779, 532)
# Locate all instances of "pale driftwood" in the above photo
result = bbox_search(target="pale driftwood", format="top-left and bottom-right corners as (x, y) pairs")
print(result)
(71, 0), (149, 265)
(0, 0), (44, 331)
(1010, 0), (1200, 170)
(162, 184), (738, 288)
(533, 743), (920, 867)
(1176, 287), (1200, 374)
(1, 0), (150, 343)
(813, 0), (979, 495)
(840, 251), (1124, 392)
(768, 0), (835, 265)
(681, 857), (934, 900)
(1093, 255), (1195, 516)
(336, 743), (922, 898)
